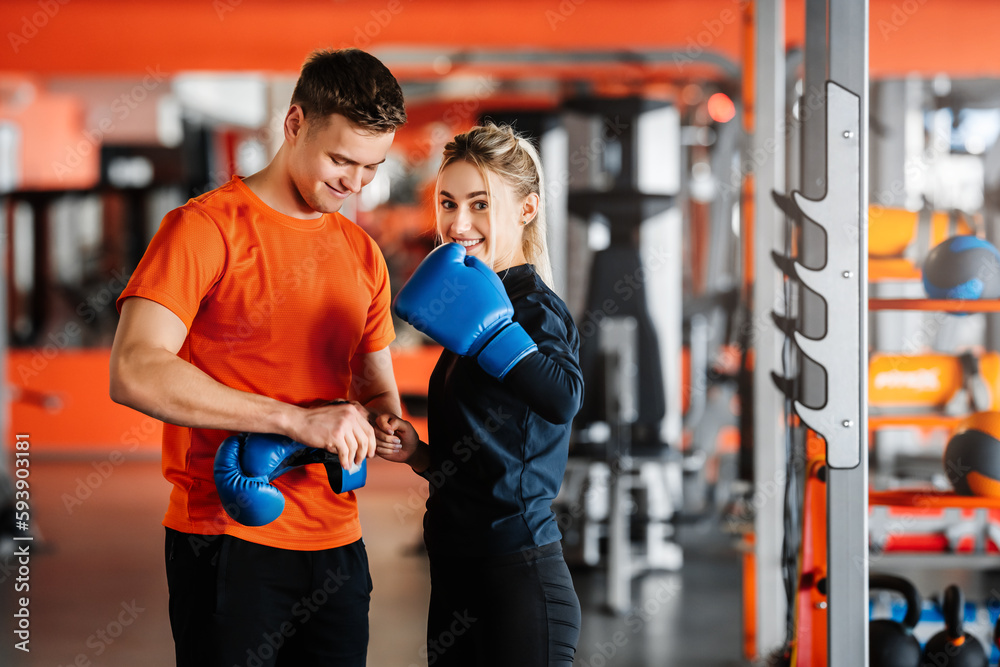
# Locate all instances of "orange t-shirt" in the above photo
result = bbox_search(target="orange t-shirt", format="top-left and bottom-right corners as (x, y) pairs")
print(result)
(116, 176), (395, 550)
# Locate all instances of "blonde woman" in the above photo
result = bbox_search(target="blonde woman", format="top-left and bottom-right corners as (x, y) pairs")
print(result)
(376, 124), (583, 666)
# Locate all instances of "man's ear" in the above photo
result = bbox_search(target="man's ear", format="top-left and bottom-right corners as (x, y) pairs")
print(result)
(284, 105), (305, 144)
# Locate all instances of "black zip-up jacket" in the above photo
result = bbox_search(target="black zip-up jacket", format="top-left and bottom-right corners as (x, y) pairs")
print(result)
(423, 263), (584, 558)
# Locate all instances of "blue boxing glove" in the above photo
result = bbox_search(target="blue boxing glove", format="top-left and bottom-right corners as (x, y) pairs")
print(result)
(394, 243), (538, 379)
(213, 432), (367, 527)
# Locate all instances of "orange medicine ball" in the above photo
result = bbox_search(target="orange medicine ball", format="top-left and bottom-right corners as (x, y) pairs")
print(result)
(944, 411), (1000, 498)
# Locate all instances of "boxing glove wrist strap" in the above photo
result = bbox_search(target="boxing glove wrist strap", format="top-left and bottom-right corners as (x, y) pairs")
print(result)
(476, 322), (537, 379)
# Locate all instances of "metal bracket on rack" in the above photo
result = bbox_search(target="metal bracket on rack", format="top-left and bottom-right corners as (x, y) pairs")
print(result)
(777, 81), (863, 470)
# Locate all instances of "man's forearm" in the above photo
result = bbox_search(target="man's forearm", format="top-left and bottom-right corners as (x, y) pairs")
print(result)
(110, 345), (300, 436)
(359, 390), (402, 421)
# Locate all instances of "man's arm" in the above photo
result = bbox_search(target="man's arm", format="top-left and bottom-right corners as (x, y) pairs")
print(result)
(109, 297), (375, 468)
(353, 348), (431, 473)
(349, 347), (402, 419)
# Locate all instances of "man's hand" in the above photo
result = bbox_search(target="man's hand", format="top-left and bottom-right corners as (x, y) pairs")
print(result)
(289, 401), (377, 471)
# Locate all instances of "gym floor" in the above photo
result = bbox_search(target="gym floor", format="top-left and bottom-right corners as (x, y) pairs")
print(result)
(1, 454), (744, 667)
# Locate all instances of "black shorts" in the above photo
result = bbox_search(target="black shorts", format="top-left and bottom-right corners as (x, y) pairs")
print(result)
(164, 528), (372, 667)
(426, 542), (581, 667)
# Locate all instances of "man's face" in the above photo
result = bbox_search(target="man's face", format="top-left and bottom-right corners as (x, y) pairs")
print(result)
(287, 110), (395, 214)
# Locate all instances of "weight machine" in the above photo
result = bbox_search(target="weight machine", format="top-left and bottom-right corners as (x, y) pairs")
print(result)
(553, 95), (687, 615)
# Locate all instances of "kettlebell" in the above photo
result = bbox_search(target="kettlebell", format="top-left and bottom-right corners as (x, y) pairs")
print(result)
(993, 613), (1000, 657)
(870, 574), (923, 667)
(921, 584), (986, 667)
(994, 613), (1000, 653)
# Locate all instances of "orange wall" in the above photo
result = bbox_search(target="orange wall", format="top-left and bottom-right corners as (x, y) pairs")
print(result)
(1, 0), (747, 76)
(2, 0), (999, 78)
(10, 348), (161, 453)
(0, 80), (101, 190)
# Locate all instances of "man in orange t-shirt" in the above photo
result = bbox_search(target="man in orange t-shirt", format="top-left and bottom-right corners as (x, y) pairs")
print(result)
(109, 49), (406, 666)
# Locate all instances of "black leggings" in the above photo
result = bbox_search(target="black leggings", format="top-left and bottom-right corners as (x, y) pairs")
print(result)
(426, 542), (581, 667)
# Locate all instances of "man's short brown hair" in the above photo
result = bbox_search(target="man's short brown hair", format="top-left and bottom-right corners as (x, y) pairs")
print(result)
(290, 48), (406, 133)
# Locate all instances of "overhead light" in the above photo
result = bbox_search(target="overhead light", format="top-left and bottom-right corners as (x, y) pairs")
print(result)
(707, 92), (736, 123)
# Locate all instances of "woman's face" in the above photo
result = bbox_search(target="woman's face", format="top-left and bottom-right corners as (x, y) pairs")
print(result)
(436, 160), (528, 271)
